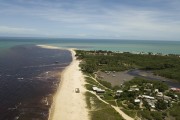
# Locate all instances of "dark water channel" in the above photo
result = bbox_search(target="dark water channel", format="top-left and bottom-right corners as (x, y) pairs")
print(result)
(128, 69), (180, 88)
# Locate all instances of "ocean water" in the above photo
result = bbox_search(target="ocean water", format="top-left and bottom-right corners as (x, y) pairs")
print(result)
(0, 44), (72, 120)
(0, 37), (180, 54)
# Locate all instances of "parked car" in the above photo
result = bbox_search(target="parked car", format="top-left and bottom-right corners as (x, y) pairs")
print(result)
(75, 88), (80, 93)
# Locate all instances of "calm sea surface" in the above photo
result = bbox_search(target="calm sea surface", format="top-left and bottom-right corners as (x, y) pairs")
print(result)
(0, 37), (180, 54)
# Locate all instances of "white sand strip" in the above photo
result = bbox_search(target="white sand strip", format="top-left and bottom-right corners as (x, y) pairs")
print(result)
(38, 45), (89, 120)
(37, 45), (89, 120)
(37, 45), (63, 50)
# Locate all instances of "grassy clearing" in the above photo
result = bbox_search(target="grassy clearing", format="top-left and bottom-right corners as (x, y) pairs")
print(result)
(85, 77), (99, 86)
(121, 109), (137, 118)
(85, 84), (94, 91)
(105, 100), (117, 106)
(97, 79), (112, 89)
(85, 92), (124, 120)
(85, 76), (110, 90)
(137, 110), (164, 120)
(116, 100), (128, 109)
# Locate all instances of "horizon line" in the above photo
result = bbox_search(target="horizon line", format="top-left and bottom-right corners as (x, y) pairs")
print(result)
(0, 36), (180, 42)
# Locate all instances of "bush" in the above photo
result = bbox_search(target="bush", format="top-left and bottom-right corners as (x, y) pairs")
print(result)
(98, 80), (112, 89)
(128, 103), (135, 109)
(155, 100), (167, 110)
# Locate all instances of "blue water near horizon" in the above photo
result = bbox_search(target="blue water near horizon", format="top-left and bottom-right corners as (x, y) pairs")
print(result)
(0, 37), (180, 54)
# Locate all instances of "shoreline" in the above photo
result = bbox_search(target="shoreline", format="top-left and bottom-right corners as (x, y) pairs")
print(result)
(37, 45), (89, 120)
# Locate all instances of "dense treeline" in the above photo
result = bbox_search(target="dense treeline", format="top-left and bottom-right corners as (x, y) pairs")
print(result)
(75, 50), (180, 82)
(123, 77), (169, 92)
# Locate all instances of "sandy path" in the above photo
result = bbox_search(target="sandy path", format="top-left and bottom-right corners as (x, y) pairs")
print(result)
(48, 49), (89, 120)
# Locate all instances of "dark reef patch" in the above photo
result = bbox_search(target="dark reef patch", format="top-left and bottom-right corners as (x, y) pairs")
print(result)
(0, 45), (72, 120)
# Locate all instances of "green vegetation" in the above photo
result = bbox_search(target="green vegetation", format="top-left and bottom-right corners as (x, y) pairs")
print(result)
(121, 109), (137, 118)
(76, 50), (180, 81)
(85, 92), (124, 120)
(78, 50), (180, 120)
(85, 84), (94, 91)
(85, 77), (99, 86)
(155, 99), (168, 110)
(97, 79), (112, 89)
(138, 110), (164, 120)
(169, 102), (180, 120)
(85, 77), (106, 90)
(123, 77), (169, 92)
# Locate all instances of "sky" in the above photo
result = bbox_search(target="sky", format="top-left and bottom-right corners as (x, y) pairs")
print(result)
(0, 0), (180, 40)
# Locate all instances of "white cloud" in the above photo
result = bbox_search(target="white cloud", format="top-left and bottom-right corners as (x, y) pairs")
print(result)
(0, 0), (180, 40)
(0, 26), (37, 34)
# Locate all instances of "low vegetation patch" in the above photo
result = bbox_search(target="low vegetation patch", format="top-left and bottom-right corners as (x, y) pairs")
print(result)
(85, 92), (124, 120)
(169, 102), (180, 120)
(138, 110), (165, 120)
(121, 109), (137, 118)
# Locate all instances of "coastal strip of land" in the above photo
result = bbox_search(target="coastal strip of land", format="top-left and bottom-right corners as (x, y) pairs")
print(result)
(38, 45), (136, 120)
(37, 45), (89, 120)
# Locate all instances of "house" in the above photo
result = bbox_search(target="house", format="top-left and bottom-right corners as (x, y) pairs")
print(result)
(134, 99), (141, 103)
(144, 89), (151, 92)
(128, 89), (133, 92)
(174, 94), (178, 99)
(116, 90), (123, 93)
(115, 90), (123, 97)
(92, 86), (105, 93)
(154, 89), (159, 93)
(142, 95), (155, 100)
(156, 92), (163, 97)
(130, 88), (139, 91)
(92, 86), (98, 91)
(145, 99), (156, 108)
(171, 88), (180, 92)
(96, 88), (105, 93)
(163, 95), (172, 101)
(131, 85), (138, 88)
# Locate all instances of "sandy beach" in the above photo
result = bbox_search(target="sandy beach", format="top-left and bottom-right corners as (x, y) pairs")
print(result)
(37, 45), (89, 120)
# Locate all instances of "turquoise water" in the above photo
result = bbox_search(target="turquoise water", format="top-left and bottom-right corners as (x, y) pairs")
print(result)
(0, 37), (180, 54)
